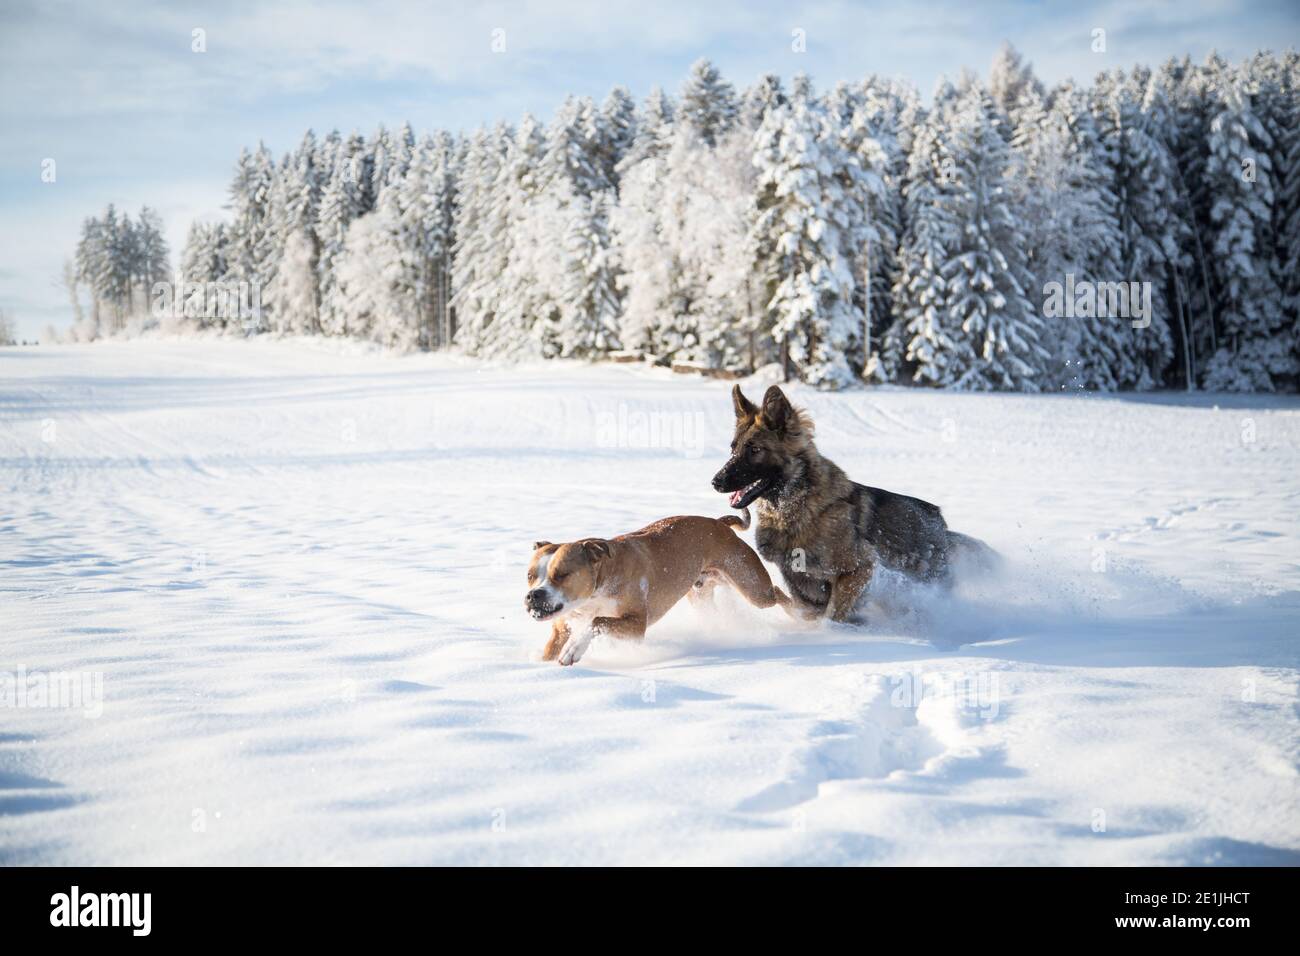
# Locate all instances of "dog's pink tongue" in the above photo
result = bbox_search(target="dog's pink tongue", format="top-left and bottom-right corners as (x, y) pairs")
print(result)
(729, 489), (742, 507)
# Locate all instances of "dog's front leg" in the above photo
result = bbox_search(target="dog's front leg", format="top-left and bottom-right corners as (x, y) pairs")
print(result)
(541, 620), (571, 661)
(827, 563), (874, 622)
(558, 612), (646, 666)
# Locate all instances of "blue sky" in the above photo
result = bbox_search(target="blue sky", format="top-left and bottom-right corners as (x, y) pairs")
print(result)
(2, 0), (1297, 340)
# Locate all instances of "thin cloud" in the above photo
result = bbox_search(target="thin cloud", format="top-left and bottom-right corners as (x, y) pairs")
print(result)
(1, 0), (1297, 340)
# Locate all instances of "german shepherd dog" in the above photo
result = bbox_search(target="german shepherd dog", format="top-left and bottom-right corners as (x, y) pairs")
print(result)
(711, 385), (996, 622)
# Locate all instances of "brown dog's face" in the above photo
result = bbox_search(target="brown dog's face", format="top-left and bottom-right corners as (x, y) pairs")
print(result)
(523, 539), (610, 621)
(711, 385), (804, 509)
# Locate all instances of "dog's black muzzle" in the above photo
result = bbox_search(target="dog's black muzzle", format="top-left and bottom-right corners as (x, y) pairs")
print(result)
(525, 588), (562, 620)
(711, 456), (744, 492)
(712, 456), (776, 509)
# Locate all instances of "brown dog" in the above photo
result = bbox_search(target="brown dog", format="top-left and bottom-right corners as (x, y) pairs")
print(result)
(525, 509), (791, 665)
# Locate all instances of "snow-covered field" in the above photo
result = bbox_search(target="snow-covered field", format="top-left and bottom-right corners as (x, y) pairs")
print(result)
(2, 339), (1298, 866)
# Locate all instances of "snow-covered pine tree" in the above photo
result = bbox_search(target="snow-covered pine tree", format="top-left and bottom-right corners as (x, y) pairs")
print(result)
(1151, 56), (1221, 378)
(71, 205), (171, 332)
(274, 129), (324, 335)
(828, 79), (896, 381)
(596, 87), (637, 194)
(988, 42), (1044, 135)
(341, 121), (422, 348)
(113, 207), (141, 325)
(1012, 88), (1079, 385)
(611, 88), (677, 355)
(316, 136), (366, 336)
(179, 221), (230, 326)
(1094, 72), (1182, 388)
(335, 185), (420, 351)
(539, 96), (604, 195)
(873, 80), (926, 381)
(713, 124), (770, 372)
(660, 117), (763, 370)
(1138, 75), (1202, 388)
(632, 62), (751, 366)
(740, 74), (786, 131)
(135, 206), (170, 319)
(263, 133), (322, 338)
(752, 75), (866, 388)
(388, 122), (416, 193)
(260, 154), (294, 331)
(482, 115), (550, 359)
(1202, 58), (1291, 390)
(400, 131), (458, 349)
(357, 126), (386, 214)
(1015, 82), (1127, 390)
(935, 84), (1047, 390)
(881, 80), (926, 376)
(226, 143), (276, 330)
(707, 74), (789, 372)
(556, 190), (621, 356)
(451, 123), (511, 354)
(894, 104), (966, 386)
(1276, 53), (1300, 368)
(527, 98), (621, 358)
(74, 214), (107, 333)
(1248, 51), (1300, 388)
(679, 59), (739, 148)
(95, 208), (121, 331)
(179, 222), (208, 283)
(653, 119), (716, 362)
(273, 232), (318, 336)
(340, 130), (368, 202)
(98, 205), (131, 330)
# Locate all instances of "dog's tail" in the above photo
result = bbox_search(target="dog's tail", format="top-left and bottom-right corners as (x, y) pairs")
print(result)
(946, 530), (1000, 574)
(720, 507), (751, 532)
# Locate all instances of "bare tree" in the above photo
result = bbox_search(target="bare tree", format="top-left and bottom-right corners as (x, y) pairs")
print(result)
(59, 256), (85, 326)
(0, 308), (17, 346)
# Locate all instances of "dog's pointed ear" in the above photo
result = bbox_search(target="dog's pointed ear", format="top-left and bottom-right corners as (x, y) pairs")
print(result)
(760, 385), (793, 430)
(582, 539), (610, 560)
(533, 540), (553, 552)
(732, 384), (757, 420)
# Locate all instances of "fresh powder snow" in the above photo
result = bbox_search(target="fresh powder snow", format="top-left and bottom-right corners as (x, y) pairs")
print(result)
(1, 338), (1297, 865)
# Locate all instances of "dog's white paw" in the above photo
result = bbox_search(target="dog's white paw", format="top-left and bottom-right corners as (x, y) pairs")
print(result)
(558, 632), (593, 666)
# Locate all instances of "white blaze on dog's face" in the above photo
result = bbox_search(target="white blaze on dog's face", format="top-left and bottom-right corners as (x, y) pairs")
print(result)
(524, 539), (609, 620)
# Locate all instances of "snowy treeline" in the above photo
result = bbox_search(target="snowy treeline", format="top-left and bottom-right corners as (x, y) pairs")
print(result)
(81, 48), (1300, 391)
(172, 126), (458, 350)
(70, 206), (170, 338)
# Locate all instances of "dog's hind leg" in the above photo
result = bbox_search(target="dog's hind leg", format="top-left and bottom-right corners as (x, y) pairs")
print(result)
(715, 544), (787, 612)
(945, 530), (1000, 580)
(828, 562), (874, 622)
(688, 569), (721, 610)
